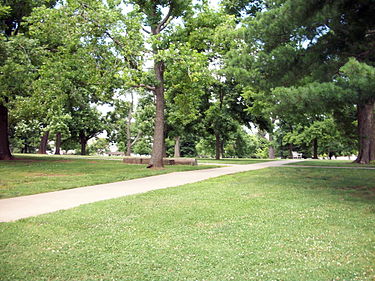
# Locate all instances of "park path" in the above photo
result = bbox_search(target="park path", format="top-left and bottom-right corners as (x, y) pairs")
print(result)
(0, 160), (302, 222)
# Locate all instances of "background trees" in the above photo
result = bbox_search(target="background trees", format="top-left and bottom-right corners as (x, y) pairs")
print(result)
(1, 0), (373, 163)
(224, 0), (375, 163)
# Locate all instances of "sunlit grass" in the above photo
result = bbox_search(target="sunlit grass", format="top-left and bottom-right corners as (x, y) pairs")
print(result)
(288, 159), (375, 168)
(0, 154), (216, 198)
(0, 167), (374, 280)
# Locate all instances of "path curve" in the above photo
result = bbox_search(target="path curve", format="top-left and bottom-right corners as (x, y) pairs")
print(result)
(0, 160), (302, 222)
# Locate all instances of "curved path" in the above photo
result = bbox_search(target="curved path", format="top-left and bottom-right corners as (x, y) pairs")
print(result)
(0, 160), (302, 222)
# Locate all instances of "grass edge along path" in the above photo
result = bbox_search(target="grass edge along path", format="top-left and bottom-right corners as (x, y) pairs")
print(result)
(286, 159), (375, 168)
(0, 155), (217, 199)
(0, 167), (374, 280)
(198, 158), (276, 165)
(0, 160), (297, 222)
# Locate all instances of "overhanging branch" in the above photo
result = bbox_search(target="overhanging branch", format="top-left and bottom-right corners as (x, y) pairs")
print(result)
(131, 131), (142, 146)
(132, 84), (156, 91)
(158, 3), (173, 32)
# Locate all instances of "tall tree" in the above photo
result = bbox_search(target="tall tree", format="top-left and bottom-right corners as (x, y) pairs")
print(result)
(0, 36), (46, 159)
(273, 59), (375, 163)
(128, 0), (193, 167)
(228, 0), (375, 163)
(0, 0), (57, 160)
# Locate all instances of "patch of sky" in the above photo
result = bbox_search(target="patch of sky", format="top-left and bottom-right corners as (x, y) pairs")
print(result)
(300, 25), (330, 49)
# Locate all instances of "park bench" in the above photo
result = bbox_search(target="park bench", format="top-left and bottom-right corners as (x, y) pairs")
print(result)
(292, 151), (302, 159)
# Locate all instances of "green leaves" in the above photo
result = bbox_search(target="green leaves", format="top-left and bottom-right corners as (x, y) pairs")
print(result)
(0, 36), (45, 104)
(129, 0), (193, 29)
(338, 58), (375, 104)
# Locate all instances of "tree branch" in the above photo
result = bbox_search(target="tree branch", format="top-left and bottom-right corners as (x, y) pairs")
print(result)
(160, 17), (173, 32)
(78, 5), (138, 69)
(142, 27), (151, 34)
(131, 131), (142, 146)
(158, 3), (173, 32)
(132, 84), (156, 91)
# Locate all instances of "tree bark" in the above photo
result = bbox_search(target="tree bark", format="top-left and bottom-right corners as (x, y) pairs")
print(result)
(55, 132), (61, 155)
(174, 136), (181, 158)
(0, 103), (13, 160)
(125, 116), (132, 157)
(79, 133), (87, 155)
(220, 139), (225, 159)
(125, 93), (134, 157)
(37, 131), (49, 154)
(312, 138), (318, 159)
(162, 135), (167, 158)
(268, 133), (275, 159)
(215, 133), (221, 160)
(150, 60), (166, 168)
(126, 139), (132, 156)
(355, 101), (375, 164)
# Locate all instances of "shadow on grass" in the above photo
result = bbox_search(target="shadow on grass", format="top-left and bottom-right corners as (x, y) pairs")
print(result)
(274, 167), (375, 202)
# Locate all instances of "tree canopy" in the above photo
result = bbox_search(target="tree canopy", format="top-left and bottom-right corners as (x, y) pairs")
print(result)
(0, 0), (373, 164)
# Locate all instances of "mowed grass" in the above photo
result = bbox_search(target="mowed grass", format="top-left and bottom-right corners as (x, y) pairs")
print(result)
(289, 159), (375, 168)
(0, 154), (216, 199)
(198, 158), (276, 165)
(1, 167), (374, 280)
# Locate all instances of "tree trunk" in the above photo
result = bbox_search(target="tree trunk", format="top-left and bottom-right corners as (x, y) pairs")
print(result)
(220, 140), (225, 158)
(215, 133), (221, 160)
(355, 101), (375, 164)
(268, 133), (275, 159)
(79, 133), (87, 155)
(0, 103), (12, 160)
(312, 138), (318, 159)
(37, 131), (49, 154)
(125, 116), (132, 156)
(162, 136), (167, 158)
(55, 132), (61, 155)
(23, 142), (28, 153)
(150, 60), (165, 168)
(147, 6), (174, 167)
(125, 93), (134, 157)
(174, 136), (181, 158)
(126, 140), (132, 156)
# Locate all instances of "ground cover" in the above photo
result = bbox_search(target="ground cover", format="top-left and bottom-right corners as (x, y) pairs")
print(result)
(288, 159), (375, 168)
(198, 158), (275, 165)
(0, 154), (216, 198)
(16, 153), (125, 161)
(1, 167), (374, 280)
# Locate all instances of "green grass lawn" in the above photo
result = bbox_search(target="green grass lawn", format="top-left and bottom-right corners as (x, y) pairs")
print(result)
(12, 153), (125, 161)
(198, 158), (276, 165)
(0, 154), (216, 199)
(1, 167), (374, 280)
(288, 159), (375, 168)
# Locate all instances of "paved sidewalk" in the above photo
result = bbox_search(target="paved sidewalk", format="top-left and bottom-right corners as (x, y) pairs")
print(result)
(0, 160), (301, 222)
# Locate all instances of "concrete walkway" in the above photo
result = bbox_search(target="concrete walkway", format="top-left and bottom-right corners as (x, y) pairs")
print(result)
(0, 160), (302, 222)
